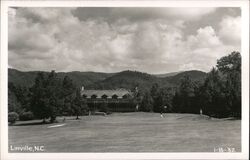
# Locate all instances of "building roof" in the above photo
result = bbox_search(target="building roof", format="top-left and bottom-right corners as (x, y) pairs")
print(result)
(81, 89), (133, 99)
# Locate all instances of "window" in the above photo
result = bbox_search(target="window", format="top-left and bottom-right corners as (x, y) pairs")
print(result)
(102, 94), (108, 99)
(122, 95), (128, 99)
(91, 95), (97, 99)
(82, 94), (87, 98)
(112, 94), (118, 99)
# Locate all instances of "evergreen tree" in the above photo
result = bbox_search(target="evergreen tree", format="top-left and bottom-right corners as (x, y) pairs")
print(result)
(30, 71), (62, 123)
(150, 83), (159, 111)
(141, 91), (154, 112)
(62, 76), (76, 115)
(8, 88), (22, 113)
(46, 70), (62, 122)
(173, 75), (195, 113)
(8, 82), (31, 114)
(30, 72), (49, 122)
(201, 68), (229, 117)
(72, 88), (87, 119)
(156, 88), (174, 113)
(217, 51), (241, 117)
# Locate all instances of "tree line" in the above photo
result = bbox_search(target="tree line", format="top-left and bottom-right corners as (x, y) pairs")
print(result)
(8, 71), (88, 124)
(139, 51), (241, 118)
(8, 51), (241, 124)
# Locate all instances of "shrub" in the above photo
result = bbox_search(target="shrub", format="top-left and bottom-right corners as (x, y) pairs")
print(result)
(99, 103), (111, 113)
(8, 112), (19, 124)
(19, 111), (34, 121)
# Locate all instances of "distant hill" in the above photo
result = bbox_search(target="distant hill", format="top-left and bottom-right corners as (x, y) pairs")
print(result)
(163, 70), (207, 85)
(56, 71), (113, 88)
(91, 70), (161, 91)
(154, 71), (182, 78)
(8, 69), (44, 87)
(8, 68), (113, 88)
(8, 69), (207, 90)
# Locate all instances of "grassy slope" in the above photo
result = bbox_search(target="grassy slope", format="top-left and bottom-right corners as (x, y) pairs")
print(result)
(9, 113), (240, 152)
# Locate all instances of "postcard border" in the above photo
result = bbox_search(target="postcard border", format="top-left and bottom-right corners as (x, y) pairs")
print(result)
(1, 1), (249, 160)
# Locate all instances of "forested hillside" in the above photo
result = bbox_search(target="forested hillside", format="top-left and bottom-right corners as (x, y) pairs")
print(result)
(8, 69), (206, 90)
(8, 69), (114, 88)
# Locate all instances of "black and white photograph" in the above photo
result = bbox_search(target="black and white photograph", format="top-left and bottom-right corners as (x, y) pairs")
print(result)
(0, 0), (249, 160)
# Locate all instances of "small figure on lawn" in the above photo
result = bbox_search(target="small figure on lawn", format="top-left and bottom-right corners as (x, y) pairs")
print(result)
(136, 104), (139, 111)
(200, 108), (203, 116)
(160, 111), (164, 118)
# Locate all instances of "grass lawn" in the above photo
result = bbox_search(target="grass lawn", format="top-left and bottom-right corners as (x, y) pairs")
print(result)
(8, 112), (241, 152)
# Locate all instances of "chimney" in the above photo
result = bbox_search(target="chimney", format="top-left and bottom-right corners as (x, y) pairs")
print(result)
(81, 86), (84, 91)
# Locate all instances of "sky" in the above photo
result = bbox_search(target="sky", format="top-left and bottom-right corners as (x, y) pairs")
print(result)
(8, 7), (241, 74)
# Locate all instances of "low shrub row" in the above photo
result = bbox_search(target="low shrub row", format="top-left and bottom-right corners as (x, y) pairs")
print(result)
(8, 111), (35, 125)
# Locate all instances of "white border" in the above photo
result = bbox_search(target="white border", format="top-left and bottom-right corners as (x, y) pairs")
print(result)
(1, 1), (249, 160)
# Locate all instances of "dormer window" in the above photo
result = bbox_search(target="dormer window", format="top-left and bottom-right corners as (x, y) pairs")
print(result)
(82, 94), (87, 99)
(112, 94), (118, 99)
(102, 94), (108, 99)
(91, 95), (97, 99)
(122, 94), (129, 99)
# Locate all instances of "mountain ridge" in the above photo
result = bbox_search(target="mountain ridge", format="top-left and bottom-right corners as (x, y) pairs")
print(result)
(8, 68), (207, 90)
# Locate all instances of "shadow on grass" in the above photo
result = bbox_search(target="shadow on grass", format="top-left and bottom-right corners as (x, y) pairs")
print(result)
(10, 121), (51, 126)
(222, 117), (241, 120)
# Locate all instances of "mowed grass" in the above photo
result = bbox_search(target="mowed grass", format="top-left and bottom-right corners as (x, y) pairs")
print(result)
(9, 112), (241, 152)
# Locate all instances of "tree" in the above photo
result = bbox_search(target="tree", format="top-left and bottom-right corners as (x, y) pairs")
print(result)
(8, 84), (22, 114)
(201, 68), (229, 117)
(179, 75), (195, 97)
(172, 75), (196, 113)
(62, 76), (75, 96)
(157, 88), (174, 113)
(8, 82), (30, 114)
(140, 91), (154, 112)
(61, 76), (76, 115)
(8, 112), (19, 125)
(216, 51), (241, 74)
(72, 88), (87, 119)
(217, 51), (241, 117)
(30, 72), (49, 122)
(150, 83), (159, 111)
(30, 71), (62, 123)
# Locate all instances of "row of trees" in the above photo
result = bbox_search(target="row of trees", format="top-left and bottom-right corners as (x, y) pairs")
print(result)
(140, 51), (241, 118)
(9, 71), (88, 123)
(139, 84), (174, 113)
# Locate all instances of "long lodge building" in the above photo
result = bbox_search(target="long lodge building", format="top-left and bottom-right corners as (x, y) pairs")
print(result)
(80, 86), (140, 112)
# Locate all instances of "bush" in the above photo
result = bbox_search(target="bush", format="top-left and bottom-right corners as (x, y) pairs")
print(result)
(8, 112), (19, 124)
(99, 104), (112, 114)
(19, 111), (34, 121)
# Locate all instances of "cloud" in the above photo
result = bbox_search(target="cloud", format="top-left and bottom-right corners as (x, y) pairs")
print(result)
(219, 16), (241, 45)
(180, 25), (241, 71)
(17, 7), (76, 23)
(130, 22), (163, 59)
(164, 8), (217, 21)
(73, 7), (217, 23)
(179, 63), (195, 71)
(187, 26), (222, 50)
(8, 7), (240, 74)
